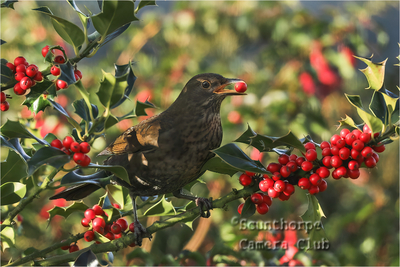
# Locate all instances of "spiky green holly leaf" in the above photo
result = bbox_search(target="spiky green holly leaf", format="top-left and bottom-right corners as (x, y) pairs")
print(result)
(47, 202), (89, 223)
(1, 226), (15, 251)
(240, 198), (256, 218)
(337, 115), (359, 130)
(143, 195), (176, 216)
(1, 150), (28, 183)
(1, 182), (26, 205)
(201, 157), (240, 177)
(27, 147), (71, 176)
(355, 56), (387, 91)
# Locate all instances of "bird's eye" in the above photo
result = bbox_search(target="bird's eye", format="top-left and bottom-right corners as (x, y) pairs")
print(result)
(202, 81), (211, 89)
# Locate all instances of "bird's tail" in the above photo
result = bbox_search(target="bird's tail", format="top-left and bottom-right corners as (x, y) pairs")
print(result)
(49, 183), (101, 201)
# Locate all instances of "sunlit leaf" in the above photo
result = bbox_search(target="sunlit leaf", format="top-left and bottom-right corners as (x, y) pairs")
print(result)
(106, 184), (129, 210)
(1, 182), (26, 205)
(135, 0), (157, 13)
(0, 226), (15, 251)
(354, 56), (387, 91)
(337, 115), (358, 130)
(0, 120), (43, 143)
(1, 150), (28, 183)
(48, 202), (89, 223)
(143, 195), (176, 216)
(135, 100), (156, 116)
(369, 90), (387, 124)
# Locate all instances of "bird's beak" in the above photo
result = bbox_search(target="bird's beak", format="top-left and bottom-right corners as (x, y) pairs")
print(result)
(213, 78), (247, 96)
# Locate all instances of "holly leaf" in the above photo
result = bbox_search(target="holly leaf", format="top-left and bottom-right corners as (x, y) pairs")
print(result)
(1, 182), (26, 205)
(48, 99), (82, 131)
(300, 194), (328, 250)
(27, 147), (71, 176)
(34, 7), (84, 54)
(240, 198), (256, 218)
(201, 157), (239, 177)
(135, 1), (157, 13)
(211, 143), (269, 175)
(0, 120), (43, 143)
(354, 56), (387, 91)
(84, 164), (130, 185)
(73, 80), (95, 121)
(135, 100), (156, 116)
(1, 60), (15, 87)
(380, 89), (399, 124)
(369, 90), (387, 125)
(97, 71), (128, 110)
(1, 0), (17, 9)
(60, 170), (111, 188)
(337, 115), (359, 130)
(1, 137), (31, 160)
(22, 80), (55, 113)
(1, 150), (28, 183)
(48, 201), (89, 223)
(1, 226), (15, 251)
(143, 195), (176, 216)
(91, 0), (138, 40)
(100, 23), (131, 48)
(73, 249), (99, 267)
(106, 184), (130, 210)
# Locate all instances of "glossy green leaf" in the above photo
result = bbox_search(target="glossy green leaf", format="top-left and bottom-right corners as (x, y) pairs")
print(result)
(0, 226), (15, 251)
(1, 150), (28, 183)
(135, 1), (157, 13)
(380, 89), (399, 124)
(27, 147), (71, 176)
(300, 194), (328, 250)
(369, 90), (387, 124)
(1, 0), (18, 9)
(0, 120), (43, 142)
(211, 143), (269, 174)
(1, 182), (26, 205)
(240, 198), (256, 218)
(23, 79), (56, 113)
(48, 99), (82, 131)
(73, 249), (99, 267)
(85, 164), (130, 185)
(338, 115), (358, 130)
(143, 195), (176, 216)
(34, 7), (84, 54)
(48, 201), (89, 223)
(1, 137), (31, 160)
(355, 56), (387, 90)
(106, 184), (129, 210)
(1, 61), (14, 87)
(91, 0), (138, 40)
(74, 80), (94, 121)
(43, 133), (57, 144)
(97, 71), (128, 109)
(93, 231), (110, 243)
(201, 157), (240, 177)
(60, 170), (111, 188)
(135, 100), (156, 116)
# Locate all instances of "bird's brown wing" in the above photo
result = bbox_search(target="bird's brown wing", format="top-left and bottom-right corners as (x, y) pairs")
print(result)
(98, 115), (162, 156)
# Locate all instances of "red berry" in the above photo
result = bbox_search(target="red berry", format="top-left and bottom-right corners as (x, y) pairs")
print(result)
(84, 230), (95, 242)
(274, 180), (286, 192)
(289, 154), (298, 161)
(359, 133), (371, 144)
(60, 241), (70, 250)
(295, 156), (306, 166)
(80, 155), (91, 167)
(51, 66), (61, 76)
(259, 178), (274, 192)
(93, 217), (106, 228)
(245, 171), (255, 177)
(320, 141), (330, 149)
(348, 169), (360, 179)
(20, 77), (33, 90)
(372, 144), (385, 153)
(352, 140), (365, 151)
(316, 167), (330, 178)
(278, 192), (290, 201)
(298, 177), (311, 190)
(348, 160), (359, 171)
(84, 208), (96, 220)
(111, 223), (122, 234)
(321, 148), (331, 157)
(56, 79), (68, 90)
(322, 156), (332, 168)
(339, 147), (350, 160)
(93, 224), (104, 235)
(54, 55), (65, 64)
(336, 139), (346, 149)
(114, 233), (122, 239)
(81, 217), (90, 227)
(69, 244), (79, 253)
(372, 152), (379, 163)
(239, 174), (252, 186)
(340, 128), (350, 138)
(283, 183), (295, 196)
(330, 145), (339, 156)
(61, 147), (71, 155)
(272, 172), (281, 181)
(73, 152), (85, 165)
(15, 71), (26, 81)
(352, 129), (362, 139)
(280, 166), (291, 178)
(129, 222), (135, 232)
(237, 203), (244, 214)
(304, 142), (316, 151)
(26, 64), (38, 78)
(364, 157), (377, 168)
(309, 173), (322, 186)
(112, 203), (121, 209)
(14, 83), (25, 95)
(63, 136), (74, 149)
(278, 154), (290, 165)
(70, 142), (81, 153)
(92, 204), (103, 215)
(305, 149), (317, 161)
(262, 194), (272, 206)
(15, 64), (26, 73)
(129, 242), (136, 247)
(116, 218), (128, 231)
(1, 92), (6, 103)
(330, 156), (342, 168)
(351, 149), (362, 161)
(14, 56), (26, 67)
(33, 71), (43, 81)
(42, 45), (51, 57)
(6, 62), (15, 72)
(318, 180), (328, 192)
(256, 203), (269, 214)
(308, 185), (319, 195)
(345, 133), (357, 146)
(250, 193), (263, 204)
(234, 81), (247, 93)
(363, 124), (371, 134)
(74, 70), (83, 80)
(79, 142), (91, 153)
(361, 146), (373, 158)
(301, 161), (313, 172)
(286, 161), (298, 172)
(267, 187), (280, 198)
(335, 166), (347, 178)
(267, 163), (281, 173)
(50, 139), (63, 149)
(332, 169), (341, 180)
(330, 134), (341, 145)
(0, 101), (9, 111)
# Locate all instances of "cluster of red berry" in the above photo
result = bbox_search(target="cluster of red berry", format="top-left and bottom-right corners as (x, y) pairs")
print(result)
(0, 92), (9, 111)
(50, 136), (91, 166)
(6, 56), (43, 96)
(237, 124), (386, 215)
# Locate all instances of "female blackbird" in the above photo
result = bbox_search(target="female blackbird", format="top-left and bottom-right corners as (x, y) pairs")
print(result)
(51, 73), (246, 245)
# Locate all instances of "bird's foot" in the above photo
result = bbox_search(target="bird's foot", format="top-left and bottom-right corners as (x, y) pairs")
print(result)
(133, 220), (152, 246)
(195, 197), (213, 218)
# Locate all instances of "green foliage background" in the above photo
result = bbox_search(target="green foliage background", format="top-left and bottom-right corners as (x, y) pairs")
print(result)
(1, 1), (399, 266)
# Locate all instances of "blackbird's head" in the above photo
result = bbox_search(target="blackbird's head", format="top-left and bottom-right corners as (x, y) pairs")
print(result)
(175, 73), (246, 108)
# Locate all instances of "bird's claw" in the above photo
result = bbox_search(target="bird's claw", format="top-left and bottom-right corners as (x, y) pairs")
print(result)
(134, 220), (152, 246)
(195, 197), (213, 218)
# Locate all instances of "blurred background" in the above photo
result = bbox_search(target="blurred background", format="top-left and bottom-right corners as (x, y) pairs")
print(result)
(1, 1), (399, 266)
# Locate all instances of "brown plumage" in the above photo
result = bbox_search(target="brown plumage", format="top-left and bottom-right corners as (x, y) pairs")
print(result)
(51, 73), (245, 245)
